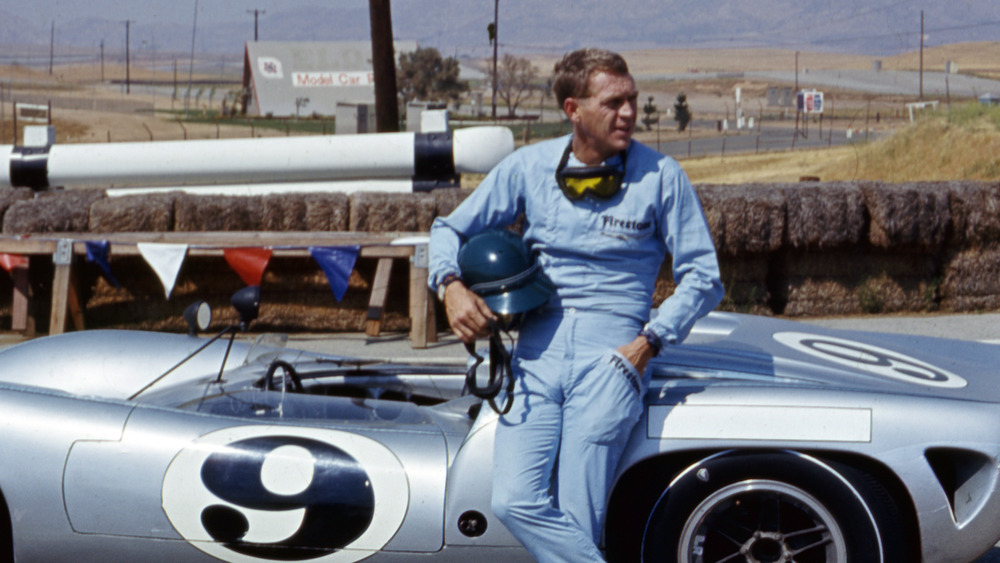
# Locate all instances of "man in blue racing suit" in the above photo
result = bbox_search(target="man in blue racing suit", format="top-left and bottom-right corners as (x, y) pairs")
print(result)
(428, 48), (724, 562)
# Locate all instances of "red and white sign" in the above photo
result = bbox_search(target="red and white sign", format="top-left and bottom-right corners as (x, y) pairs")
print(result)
(293, 71), (375, 88)
(797, 90), (824, 114)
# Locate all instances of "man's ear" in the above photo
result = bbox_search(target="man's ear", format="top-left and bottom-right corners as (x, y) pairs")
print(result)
(563, 97), (580, 123)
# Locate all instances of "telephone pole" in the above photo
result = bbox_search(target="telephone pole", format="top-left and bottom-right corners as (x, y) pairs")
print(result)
(123, 20), (133, 94)
(491, 0), (499, 120)
(247, 9), (265, 42)
(368, 0), (399, 132)
(919, 10), (925, 100)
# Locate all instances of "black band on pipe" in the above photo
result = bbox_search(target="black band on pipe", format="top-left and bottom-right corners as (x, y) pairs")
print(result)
(413, 132), (456, 180)
(9, 146), (50, 190)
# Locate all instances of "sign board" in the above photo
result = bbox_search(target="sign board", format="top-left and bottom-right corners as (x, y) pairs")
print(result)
(797, 90), (824, 114)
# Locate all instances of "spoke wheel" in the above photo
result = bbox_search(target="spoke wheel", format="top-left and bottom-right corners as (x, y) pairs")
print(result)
(640, 452), (907, 563)
(677, 480), (846, 563)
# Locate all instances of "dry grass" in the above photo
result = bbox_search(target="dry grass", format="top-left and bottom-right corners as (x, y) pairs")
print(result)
(683, 103), (1000, 184)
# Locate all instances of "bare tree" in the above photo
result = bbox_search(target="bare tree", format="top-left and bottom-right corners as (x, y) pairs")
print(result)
(492, 54), (538, 118)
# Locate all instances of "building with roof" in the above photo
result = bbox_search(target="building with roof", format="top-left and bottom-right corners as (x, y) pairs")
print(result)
(242, 41), (417, 117)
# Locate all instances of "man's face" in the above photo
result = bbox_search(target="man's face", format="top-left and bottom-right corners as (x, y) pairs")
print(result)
(565, 70), (638, 163)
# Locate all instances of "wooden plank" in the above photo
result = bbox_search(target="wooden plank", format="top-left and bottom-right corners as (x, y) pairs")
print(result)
(409, 261), (435, 348)
(48, 239), (73, 335)
(11, 260), (32, 335)
(365, 258), (394, 337)
(67, 268), (85, 331)
(49, 264), (71, 335)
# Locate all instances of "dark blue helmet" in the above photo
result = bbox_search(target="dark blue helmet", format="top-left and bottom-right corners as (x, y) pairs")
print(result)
(458, 229), (553, 315)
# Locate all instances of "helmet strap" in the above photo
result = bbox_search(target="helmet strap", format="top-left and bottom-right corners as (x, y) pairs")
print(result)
(463, 320), (515, 415)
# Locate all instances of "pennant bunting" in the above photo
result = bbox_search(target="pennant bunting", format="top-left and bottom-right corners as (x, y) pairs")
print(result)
(310, 245), (360, 301)
(137, 243), (188, 299)
(223, 247), (272, 286)
(0, 253), (27, 273)
(85, 240), (120, 288)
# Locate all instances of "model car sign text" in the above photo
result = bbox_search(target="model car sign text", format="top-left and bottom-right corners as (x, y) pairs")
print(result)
(773, 332), (967, 388)
(162, 426), (409, 563)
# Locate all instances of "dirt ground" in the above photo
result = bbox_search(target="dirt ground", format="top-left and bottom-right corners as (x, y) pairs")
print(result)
(0, 42), (993, 151)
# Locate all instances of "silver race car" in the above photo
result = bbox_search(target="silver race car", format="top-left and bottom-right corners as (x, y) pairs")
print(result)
(0, 287), (998, 563)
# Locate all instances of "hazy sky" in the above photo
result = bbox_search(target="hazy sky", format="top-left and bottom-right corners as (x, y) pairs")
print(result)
(13, 0), (288, 27)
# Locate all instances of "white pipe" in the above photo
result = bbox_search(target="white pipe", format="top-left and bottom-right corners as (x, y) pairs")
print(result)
(1, 126), (514, 190)
(106, 179), (417, 197)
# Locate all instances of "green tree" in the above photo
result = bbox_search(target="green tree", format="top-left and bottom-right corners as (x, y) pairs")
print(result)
(492, 53), (538, 118)
(396, 47), (469, 104)
(674, 92), (692, 132)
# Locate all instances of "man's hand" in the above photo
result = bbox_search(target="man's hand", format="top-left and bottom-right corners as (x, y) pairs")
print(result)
(442, 280), (496, 343)
(617, 335), (657, 374)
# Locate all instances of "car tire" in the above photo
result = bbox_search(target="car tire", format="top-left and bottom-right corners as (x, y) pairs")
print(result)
(640, 452), (907, 563)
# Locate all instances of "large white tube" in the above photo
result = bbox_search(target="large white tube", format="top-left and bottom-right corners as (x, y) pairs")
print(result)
(1, 126), (514, 190)
(106, 179), (417, 197)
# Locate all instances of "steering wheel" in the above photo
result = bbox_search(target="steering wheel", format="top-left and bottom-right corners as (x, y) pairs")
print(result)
(263, 360), (304, 393)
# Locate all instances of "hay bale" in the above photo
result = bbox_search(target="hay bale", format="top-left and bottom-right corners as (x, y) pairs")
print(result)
(349, 192), (436, 232)
(0, 187), (33, 232)
(90, 193), (176, 232)
(717, 253), (772, 315)
(779, 250), (938, 316)
(260, 194), (308, 231)
(940, 247), (1000, 311)
(696, 184), (784, 255)
(2, 189), (105, 234)
(174, 194), (263, 231)
(782, 182), (866, 249)
(862, 181), (951, 249)
(947, 182), (1000, 248)
(433, 187), (473, 219)
(304, 193), (350, 231)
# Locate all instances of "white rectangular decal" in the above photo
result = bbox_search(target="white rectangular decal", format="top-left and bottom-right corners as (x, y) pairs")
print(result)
(293, 71), (375, 88)
(648, 405), (871, 442)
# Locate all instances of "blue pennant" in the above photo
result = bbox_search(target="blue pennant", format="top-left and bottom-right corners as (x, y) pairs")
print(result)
(309, 246), (360, 302)
(85, 240), (121, 289)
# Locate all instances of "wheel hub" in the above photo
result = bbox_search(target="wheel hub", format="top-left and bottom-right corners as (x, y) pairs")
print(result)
(741, 530), (793, 563)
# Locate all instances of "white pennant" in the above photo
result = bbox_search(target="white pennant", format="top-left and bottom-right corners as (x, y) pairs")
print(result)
(137, 243), (188, 299)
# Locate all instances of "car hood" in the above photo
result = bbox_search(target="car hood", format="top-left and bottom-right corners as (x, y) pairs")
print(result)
(0, 330), (262, 399)
(660, 313), (1000, 402)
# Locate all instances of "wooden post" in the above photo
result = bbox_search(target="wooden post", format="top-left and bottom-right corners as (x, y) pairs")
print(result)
(48, 239), (73, 334)
(408, 242), (435, 348)
(365, 257), (393, 336)
(11, 259), (33, 335)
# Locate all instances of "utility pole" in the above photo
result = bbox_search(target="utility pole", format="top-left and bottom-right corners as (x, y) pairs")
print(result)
(491, 0), (499, 120)
(124, 20), (132, 94)
(100, 39), (105, 82)
(368, 0), (399, 132)
(247, 9), (265, 42)
(919, 10), (925, 100)
(186, 0), (198, 115)
(49, 21), (54, 75)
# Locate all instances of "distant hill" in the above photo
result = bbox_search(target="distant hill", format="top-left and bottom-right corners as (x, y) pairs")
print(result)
(2, 1), (997, 64)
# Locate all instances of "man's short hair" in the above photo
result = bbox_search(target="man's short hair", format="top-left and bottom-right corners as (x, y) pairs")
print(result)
(552, 48), (630, 106)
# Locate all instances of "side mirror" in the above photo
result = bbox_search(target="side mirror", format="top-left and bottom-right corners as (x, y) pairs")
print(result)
(231, 285), (261, 330)
(183, 301), (212, 335)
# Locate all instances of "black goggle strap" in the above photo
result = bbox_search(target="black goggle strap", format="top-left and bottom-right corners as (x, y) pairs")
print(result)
(467, 261), (540, 296)
(464, 319), (515, 415)
(555, 142), (627, 200)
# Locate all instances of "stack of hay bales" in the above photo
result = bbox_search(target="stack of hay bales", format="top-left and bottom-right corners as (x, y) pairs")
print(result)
(5, 180), (1000, 332)
(942, 182), (1000, 311)
(694, 184), (783, 315)
(778, 182), (868, 316)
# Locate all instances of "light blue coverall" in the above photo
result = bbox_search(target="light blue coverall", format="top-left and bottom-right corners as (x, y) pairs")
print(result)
(428, 134), (723, 562)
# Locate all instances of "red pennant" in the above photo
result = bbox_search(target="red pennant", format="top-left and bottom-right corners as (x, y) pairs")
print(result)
(223, 247), (272, 286)
(0, 253), (27, 273)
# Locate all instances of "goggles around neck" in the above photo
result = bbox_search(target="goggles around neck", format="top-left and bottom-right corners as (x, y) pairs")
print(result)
(555, 142), (627, 201)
